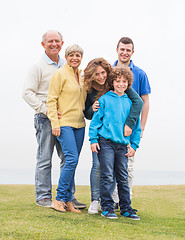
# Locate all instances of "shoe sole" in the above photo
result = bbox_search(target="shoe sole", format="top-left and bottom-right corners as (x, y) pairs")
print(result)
(65, 207), (81, 213)
(52, 207), (66, 213)
(73, 205), (87, 209)
(66, 209), (82, 213)
(101, 213), (118, 219)
(36, 202), (52, 208)
(121, 216), (140, 220)
(88, 210), (99, 214)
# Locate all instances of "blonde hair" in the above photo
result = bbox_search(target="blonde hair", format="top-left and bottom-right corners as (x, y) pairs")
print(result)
(65, 44), (83, 57)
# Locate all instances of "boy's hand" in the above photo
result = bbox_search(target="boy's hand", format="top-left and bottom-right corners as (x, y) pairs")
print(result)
(125, 145), (135, 157)
(52, 127), (61, 137)
(92, 101), (100, 112)
(91, 143), (100, 153)
(124, 125), (132, 136)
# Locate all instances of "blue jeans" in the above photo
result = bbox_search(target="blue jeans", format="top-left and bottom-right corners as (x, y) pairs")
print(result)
(90, 152), (101, 202)
(98, 137), (131, 212)
(56, 127), (85, 202)
(90, 152), (116, 202)
(34, 113), (65, 202)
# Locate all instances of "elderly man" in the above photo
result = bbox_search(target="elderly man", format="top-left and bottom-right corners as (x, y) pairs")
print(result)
(22, 30), (86, 209)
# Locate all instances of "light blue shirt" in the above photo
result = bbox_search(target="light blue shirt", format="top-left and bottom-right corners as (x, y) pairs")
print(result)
(44, 52), (64, 68)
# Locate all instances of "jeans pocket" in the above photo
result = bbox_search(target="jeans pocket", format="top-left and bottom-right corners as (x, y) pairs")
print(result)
(34, 114), (38, 130)
(38, 113), (47, 119)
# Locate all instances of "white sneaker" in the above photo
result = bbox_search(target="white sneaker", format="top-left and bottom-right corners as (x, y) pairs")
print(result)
(88, 201), (99, 214)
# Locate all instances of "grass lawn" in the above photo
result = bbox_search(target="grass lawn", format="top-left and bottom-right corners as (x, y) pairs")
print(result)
(0, 185), (185, 240)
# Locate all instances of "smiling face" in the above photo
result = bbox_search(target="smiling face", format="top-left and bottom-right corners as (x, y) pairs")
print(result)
(117, 42), (134, 66)
(94, 66), (107, 85)
(65, 52), (82, 69)
(41, 31), (64, 60)
(113, 75), (128, 96)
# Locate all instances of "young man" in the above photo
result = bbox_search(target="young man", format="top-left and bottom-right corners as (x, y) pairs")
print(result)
(113, 37), (151, 198)
(22, 30), (86, 209)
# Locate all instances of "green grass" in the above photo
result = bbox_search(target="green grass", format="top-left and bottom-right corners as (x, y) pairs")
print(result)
(0, 185), (185, 240)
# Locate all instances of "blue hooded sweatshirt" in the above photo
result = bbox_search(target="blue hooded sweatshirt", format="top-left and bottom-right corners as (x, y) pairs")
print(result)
(89, 91), (141, 151)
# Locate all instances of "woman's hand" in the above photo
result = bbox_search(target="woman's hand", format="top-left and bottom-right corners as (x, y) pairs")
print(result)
(57, 105), (62, 119)
(124, 125), (132, 136)
(92, 101), (100, 112)
(91, 143), (100, 153)
(57, 111), (62, 119)
(52, 128), (61, 137)
(125, 145), (135, 157)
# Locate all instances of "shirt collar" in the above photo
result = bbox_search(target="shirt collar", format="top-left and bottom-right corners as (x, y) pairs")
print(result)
(44, 52), (63, 68)
(113, 60), (118, 66)
(129, 60), (134, 70)
(113, 59), (134, 70)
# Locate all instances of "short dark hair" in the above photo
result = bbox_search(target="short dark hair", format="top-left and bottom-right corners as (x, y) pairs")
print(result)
(117, 37), (134, 50)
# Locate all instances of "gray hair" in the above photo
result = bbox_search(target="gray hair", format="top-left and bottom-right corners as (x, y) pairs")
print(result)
(42, 30), (63, 42)
(65, 44), (83, 57)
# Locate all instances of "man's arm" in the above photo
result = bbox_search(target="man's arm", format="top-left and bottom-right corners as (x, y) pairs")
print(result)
(140, 94), (149, 138)
(22, 65), (47, 114)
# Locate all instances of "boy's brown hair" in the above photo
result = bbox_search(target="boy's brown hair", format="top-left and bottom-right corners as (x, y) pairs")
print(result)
(96, 66), (133, 99)
(109, 67), (133, 90)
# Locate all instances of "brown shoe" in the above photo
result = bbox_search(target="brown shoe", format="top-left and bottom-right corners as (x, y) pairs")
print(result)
(51, 199), (66, 212)
(65, 202), (81, 213)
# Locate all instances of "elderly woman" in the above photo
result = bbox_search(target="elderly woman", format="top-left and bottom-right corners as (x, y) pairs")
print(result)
(47, 44), (86, 213)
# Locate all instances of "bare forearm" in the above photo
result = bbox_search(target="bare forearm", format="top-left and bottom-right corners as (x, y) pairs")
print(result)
(140, 96), (149, 132)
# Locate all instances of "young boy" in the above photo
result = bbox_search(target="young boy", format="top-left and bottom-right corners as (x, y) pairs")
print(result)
(89, 67), (141, 220)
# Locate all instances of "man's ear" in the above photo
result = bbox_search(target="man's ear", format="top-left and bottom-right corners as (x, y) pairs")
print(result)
(41, 41), (45, 48)
(116, 48), (118, 53)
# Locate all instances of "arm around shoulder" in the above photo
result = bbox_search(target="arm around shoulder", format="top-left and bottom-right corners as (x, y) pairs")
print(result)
(125, 87), (143, 129)
(130, 119), (142, 151)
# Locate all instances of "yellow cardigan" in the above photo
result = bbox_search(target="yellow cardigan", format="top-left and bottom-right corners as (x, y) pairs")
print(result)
(47, 64), (87, 129)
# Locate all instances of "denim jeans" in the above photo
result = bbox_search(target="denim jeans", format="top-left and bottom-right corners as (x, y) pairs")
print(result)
(56, 126), (85, 202)
(98, 137), (131, 212)
(90, 152), (116, 202)
(128, 156), (135, 197)
(34, 113), (65, 202)
(90, 152), (101, 202)
(112, 155), (135, 202)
